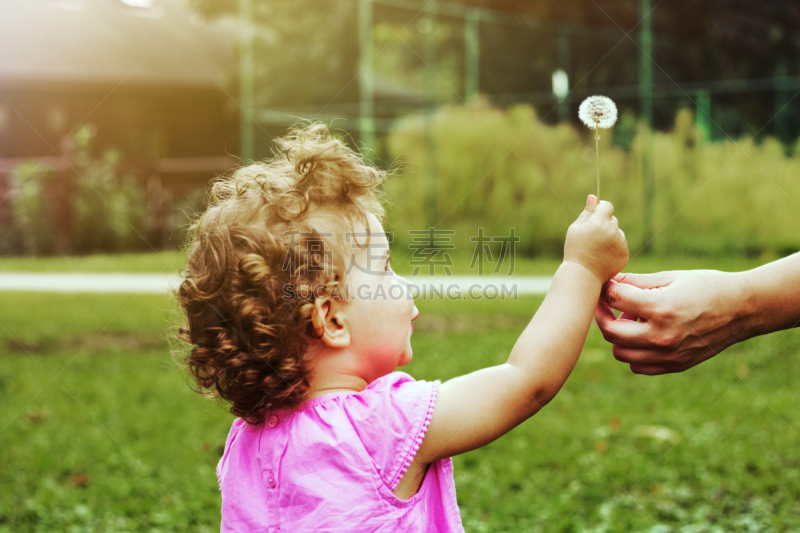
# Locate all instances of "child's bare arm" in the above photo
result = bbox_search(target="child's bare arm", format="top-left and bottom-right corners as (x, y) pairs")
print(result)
(416, 197), (628, 464)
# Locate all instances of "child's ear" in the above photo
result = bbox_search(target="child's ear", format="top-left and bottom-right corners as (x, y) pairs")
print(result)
(310, 297), (350, 348)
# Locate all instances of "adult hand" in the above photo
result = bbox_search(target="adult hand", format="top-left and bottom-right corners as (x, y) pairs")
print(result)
(594, 270), (754, 375)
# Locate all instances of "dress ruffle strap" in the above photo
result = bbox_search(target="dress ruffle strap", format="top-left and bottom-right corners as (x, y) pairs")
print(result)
(388, 380), (440, 491)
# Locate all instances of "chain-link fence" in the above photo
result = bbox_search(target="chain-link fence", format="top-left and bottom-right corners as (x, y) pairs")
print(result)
(240, 0), (800, 149)
(237, 0), (800, 256)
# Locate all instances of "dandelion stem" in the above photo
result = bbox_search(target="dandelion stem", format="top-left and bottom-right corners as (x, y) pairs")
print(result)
(595, 123), (600, 199)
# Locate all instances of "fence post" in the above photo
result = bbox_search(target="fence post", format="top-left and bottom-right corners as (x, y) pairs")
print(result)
(146, 174), (163, 249)
(775, 60), (789, 146)
(161, 185), (173, 249)
(424, 0), (439, 229)
(239, 0), (255, 164)
(695, 89), (711, 143)
(464, 8), (480, 101)
(556, 23), (572, 123)
(639, 0), (654, 252)
(359, 0), (376, 162)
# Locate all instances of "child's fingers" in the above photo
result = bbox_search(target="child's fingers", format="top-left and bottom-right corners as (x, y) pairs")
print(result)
(592, 200), (614, 220)
(577, 194), (597, 223)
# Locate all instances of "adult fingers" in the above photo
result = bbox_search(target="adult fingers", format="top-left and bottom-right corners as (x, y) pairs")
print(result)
(612, 271), (676, 289)
(612, 345), (673, 365)
(595, 301), (653, 348)
(592, 200), (614, 220)
(595, 299), (617, 324)
(601, 280), (657, 319)
(629, 363), (672, 375)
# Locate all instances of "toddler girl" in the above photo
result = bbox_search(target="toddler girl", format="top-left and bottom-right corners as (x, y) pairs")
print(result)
(177, 123), (628, 532)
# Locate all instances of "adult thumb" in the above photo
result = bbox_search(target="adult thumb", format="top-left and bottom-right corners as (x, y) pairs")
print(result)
(601, 280), (657, 318)
(613, 271), (676, 290)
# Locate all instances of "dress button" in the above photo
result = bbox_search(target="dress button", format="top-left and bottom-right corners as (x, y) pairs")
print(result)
(267, 475), (276, 489)
(267, 414), (279, 428)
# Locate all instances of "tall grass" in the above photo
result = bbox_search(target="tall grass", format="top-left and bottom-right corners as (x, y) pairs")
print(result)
(385, 98), (800, 258)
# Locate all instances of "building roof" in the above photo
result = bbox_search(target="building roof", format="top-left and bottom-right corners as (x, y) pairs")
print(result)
(0, 0), (238, 88)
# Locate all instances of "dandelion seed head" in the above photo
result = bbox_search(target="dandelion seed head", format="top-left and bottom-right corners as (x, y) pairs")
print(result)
(579, 95), (618, 129)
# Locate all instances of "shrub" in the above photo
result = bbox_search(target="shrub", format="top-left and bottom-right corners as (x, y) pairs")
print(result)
(167, 187), (207, 249)
(9, 162), (57, 255)
(385, 98), (800, 258)
(8, 125), (148, 256)
(69, 130), (147, 254)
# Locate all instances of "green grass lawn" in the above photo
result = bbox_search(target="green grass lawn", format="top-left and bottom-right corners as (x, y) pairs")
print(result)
(1, 285), (799, 531)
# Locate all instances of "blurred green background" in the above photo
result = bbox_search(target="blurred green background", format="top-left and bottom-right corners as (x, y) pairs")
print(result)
(3, 0), (800, 531)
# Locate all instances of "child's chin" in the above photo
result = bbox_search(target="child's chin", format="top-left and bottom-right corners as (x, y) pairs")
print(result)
(398, 350), (413, 367)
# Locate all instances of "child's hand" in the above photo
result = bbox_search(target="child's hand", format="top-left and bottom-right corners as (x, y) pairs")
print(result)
(564, 195), (628, 283)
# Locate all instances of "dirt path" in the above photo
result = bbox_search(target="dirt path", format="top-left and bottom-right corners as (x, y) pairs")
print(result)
(0, 273), (553, 295)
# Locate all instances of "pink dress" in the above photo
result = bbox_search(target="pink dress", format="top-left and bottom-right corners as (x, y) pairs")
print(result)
(216, 371), (464, 532)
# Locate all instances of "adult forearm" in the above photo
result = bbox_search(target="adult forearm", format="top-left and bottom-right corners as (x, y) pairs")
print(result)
(739, 252), (800, 338)
(507, 261), (602, 402)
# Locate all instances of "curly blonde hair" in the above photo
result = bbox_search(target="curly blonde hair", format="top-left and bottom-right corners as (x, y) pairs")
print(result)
(175, 123), (386, 425)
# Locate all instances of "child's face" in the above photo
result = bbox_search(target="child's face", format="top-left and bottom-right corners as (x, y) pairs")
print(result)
(343, 212), (419, 382)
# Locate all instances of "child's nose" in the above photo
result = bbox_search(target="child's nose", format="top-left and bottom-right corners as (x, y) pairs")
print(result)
(393, 274), (415, 298)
